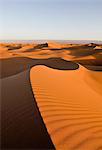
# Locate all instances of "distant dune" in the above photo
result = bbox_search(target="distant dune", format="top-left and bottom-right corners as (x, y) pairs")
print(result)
(0, 41), (102, 149)
(0, 42), (102, 71)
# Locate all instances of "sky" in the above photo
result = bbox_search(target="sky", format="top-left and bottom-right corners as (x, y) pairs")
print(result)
(0, 0), (102, 40)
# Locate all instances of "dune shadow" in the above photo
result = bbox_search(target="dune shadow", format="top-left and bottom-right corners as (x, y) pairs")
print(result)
(49, 45), (101, 59)
(1, 69), (55, 149)
(24, 43), (48, 52)
(67, 46), (96, 58)
(69, 50), (94, 58)
(83, 65), (102, 71)
(49, 45), (94, 51)
(74, 58), (102, 71)
(0, 57), (79, 79)
(7, 45), (22, 50)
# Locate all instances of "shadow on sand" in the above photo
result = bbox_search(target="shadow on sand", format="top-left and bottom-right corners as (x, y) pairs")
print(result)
(0, 57), (79, 149)
(0, 57), (79, 79)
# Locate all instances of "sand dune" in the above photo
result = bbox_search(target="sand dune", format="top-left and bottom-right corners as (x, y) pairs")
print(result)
(30, 65), (102, 150)
(0, 42), (102, 71)
(0, 41), (102, 149)
(1, 69), (55, 149)
(0, 57), (79, 79)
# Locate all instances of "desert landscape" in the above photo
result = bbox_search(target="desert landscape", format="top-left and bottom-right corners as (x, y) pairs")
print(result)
(0, 41), (102, 149)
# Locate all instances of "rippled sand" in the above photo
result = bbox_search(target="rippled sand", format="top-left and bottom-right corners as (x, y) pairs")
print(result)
(30, 65), (102, 150)
(0, 42), (102, 149)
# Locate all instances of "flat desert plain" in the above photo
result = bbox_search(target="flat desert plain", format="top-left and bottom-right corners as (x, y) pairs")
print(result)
(0, 42), (102, 150)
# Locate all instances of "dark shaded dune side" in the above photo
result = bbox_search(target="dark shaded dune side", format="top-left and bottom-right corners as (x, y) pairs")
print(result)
(40, 58), (79, 70)
(0, 57), (36, 78)
(23, 43), (48, 52)
(0, 57), (79, 149)
(75, 59), (102, 66)
(7, 45), (22, 50)
(74, 58), (102, 71)
(1, 70), (55, 149)
(0, 57), (79, 79)
(67, 47), (101, 58)
(49, 45), (96, 51)
(69, 49), (94, 58)
(49, 45), (102, 59)
(83, 65), (102, 71)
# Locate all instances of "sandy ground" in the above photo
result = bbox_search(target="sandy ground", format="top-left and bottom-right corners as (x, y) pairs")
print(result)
(1, 70), (54, 149)
(0, 42), (102, 149)
(30, 65), (102, 150)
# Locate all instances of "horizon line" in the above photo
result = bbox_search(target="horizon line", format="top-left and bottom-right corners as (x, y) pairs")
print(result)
(0, 39), (102, 41)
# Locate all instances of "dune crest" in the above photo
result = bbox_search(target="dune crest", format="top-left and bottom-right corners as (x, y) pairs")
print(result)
(30, 65), (102, 150)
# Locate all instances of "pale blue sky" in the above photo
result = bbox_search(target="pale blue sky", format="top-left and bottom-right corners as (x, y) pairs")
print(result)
(0, 0), (102, 40)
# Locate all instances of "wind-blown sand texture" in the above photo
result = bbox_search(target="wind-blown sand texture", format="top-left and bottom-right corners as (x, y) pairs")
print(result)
(0, 42), (102, 149)
(30, 65), (102, 150)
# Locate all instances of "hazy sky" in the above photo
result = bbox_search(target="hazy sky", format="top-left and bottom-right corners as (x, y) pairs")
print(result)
(0, 0), (102, 40)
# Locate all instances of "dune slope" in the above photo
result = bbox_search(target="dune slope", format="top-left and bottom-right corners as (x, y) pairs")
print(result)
(30, 65), (102, 150)
(1, 70), (55, 149)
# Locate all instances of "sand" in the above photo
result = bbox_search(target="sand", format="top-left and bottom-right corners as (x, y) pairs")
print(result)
(30, 65), (102, 150)
(0, 42), (102, 149)
(1, 70), (54, 149)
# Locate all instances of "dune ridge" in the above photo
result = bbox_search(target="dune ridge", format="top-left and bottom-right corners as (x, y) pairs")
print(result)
(30, 65), (102, 150)
(1, 69), (55, 149)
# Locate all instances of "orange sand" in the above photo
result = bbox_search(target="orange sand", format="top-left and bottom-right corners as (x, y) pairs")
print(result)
(30, 65), (102, 150)
(0, 42), (102, 149)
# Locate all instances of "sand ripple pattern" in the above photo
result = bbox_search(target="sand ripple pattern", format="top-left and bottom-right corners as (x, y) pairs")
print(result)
(30, 65), (102, 150)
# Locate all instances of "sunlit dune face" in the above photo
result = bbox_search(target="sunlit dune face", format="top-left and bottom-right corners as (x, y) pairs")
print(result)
(30, 65), (102, 150)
